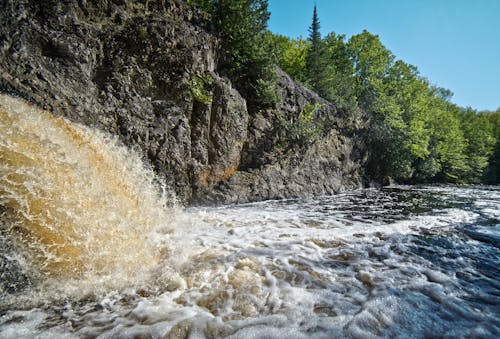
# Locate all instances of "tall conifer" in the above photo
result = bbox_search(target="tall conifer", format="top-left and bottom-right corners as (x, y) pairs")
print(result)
(306, 4), (327, 97)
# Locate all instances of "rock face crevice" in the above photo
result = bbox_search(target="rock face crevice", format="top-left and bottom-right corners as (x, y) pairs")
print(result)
(0, 0), (366, 205)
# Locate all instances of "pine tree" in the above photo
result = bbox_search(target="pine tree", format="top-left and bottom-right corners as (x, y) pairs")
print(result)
(306, 4), (327, 97)
(309, 4), (321, 45)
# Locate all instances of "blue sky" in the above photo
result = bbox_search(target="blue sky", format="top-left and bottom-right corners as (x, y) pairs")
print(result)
(267, 0), (500, 111)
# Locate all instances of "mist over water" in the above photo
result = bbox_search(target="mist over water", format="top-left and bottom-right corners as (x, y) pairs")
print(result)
(1, 95), (499, 338)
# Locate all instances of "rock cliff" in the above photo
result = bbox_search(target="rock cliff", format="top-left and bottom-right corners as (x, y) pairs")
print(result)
(0, 0), (366, 204)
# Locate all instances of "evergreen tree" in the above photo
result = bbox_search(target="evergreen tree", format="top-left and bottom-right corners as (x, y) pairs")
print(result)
(212, 0), (277, 108)
(305, 4), (328, 97)
(309, 4), (321, 45)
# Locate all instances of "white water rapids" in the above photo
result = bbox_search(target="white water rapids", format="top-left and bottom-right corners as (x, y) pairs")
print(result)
(1, 95), (499, 338)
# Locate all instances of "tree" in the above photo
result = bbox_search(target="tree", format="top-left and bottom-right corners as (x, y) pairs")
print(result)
(321, 32), (357, 111)
(459, 109), (496, 182)
(347, 30), (394, 111)
(427, 102), (468, 182)
(484, 109), (500, 183)
(346, 31), (413, 181)
(265, 33), (309, 84)
(212, 0), (277, 108)
(305, 4), (328, 97)
(386, 60), (432, 161)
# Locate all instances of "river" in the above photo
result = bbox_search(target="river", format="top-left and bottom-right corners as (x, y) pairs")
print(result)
(1, 95), (499, 338)
(1, 185), (499, 338)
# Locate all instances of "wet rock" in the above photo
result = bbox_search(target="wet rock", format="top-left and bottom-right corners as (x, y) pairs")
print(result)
(164, 320), (192, 339)
(356, 272), (374, 288)
(313, 305), (338, 317)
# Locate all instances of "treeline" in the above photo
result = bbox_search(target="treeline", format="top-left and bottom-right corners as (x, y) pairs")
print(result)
(188, 0), (499, 184)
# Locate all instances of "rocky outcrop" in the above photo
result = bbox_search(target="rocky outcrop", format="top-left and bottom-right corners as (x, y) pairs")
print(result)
(0, 0), (366, 205)
(198, 69), (366, 204)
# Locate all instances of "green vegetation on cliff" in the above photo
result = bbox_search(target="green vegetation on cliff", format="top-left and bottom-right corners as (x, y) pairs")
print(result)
(189, 1), (499, 184)
(270, 25), (498, 184)
(189, 0), (277, 108)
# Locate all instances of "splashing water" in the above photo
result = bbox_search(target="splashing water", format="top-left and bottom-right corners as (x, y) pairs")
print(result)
(0, 94), (174, 295)
(0, 94), (499, 338)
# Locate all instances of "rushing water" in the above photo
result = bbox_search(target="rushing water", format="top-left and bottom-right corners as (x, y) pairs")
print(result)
(1, 96), (499, 338)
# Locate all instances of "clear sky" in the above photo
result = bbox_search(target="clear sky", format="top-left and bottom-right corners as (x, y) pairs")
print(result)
(267, 0), (500, 111)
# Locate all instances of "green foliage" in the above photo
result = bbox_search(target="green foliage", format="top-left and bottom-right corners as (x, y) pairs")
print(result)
(188, 71), (213, 105)
(211, 0), (277, 108)
(308, 4), (321, 45)
(265, 33), (309, 84)
(280, 38), (309, 83)
(320, 32), (357, 111)
(187, 0), (277, 107)
(277, 102), (324, 149)
(345, 31), (413, 181)
(481, 109), (500, 183)
(458, 109), (495, 182)
(305, 5), (329, 98)
(341, 29), (495, 184)
(252, 77), (278, 106)
(187, 0), (213, 12)
(347, 30), (394, 111)
(137, 27), (148, 40)
(385, 60), (432, 161)
(427, 103), (468, 182)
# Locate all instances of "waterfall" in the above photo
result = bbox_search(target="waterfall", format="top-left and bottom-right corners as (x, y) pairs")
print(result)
(0, 94), (170, 285)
